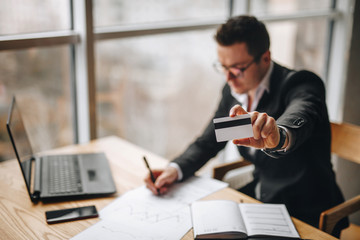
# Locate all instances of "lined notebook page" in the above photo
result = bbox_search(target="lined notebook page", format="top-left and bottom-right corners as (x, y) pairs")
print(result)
(239, 203), (300, 238)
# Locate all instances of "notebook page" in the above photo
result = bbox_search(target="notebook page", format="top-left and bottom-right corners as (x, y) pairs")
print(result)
(191, 200), (247, 238)
(239, 203), (300, 238)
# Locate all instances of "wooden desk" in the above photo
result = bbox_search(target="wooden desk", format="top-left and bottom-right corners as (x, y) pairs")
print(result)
(0, 136), (337, 240)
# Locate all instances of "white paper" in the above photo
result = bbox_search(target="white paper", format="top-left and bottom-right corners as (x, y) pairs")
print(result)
(239, 203), (300, 238)
(73, 206), (191, 240)
(72, 176), (228, 240)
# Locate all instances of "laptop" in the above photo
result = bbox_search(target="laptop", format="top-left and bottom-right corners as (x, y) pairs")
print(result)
(6, 96), (116, 203)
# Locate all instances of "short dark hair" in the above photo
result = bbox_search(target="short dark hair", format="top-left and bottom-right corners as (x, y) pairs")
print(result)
(215, 15), (270, 59)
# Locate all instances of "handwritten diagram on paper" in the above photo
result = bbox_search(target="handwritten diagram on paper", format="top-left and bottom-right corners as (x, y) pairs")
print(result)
(73, 206), (191, 240)
(118, 202), (186, 224)
(72, 176), (228, 240)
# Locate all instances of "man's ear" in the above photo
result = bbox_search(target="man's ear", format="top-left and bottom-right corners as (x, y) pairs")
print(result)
(263, 50), (271, 64)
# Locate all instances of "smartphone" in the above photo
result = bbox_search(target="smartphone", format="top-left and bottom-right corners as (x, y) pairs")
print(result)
(45, 205), (98, 224)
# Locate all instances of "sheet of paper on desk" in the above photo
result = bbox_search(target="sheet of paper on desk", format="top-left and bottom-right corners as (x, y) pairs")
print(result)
(71, 176), (228, 240)
(213, 114), (253, 142)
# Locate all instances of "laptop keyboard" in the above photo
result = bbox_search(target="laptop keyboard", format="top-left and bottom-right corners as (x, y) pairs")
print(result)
(48, 156), (83, 194)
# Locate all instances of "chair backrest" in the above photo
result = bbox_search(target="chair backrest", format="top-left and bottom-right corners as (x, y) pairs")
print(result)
(319, 122), (360, 235)
(330, 122), (360, 164)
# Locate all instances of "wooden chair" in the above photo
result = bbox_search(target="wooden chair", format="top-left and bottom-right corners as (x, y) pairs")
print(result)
(212, 157), (252, 182)
(212, 122), (360, 238)
(319, 122), (360, 237)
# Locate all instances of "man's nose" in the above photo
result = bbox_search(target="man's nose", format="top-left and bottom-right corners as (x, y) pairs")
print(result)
(226, 71), (237, 81)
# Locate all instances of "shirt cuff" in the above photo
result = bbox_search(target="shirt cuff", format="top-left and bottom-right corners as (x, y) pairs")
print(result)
(168, 162), (183, 181)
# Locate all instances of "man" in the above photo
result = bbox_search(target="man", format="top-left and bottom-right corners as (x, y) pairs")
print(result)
(144, 15), (347, 237)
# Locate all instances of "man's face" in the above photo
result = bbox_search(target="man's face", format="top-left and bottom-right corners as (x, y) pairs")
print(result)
(216, 42), (269, 94)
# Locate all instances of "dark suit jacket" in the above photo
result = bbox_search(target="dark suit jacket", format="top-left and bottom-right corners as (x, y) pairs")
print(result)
(172, 62), (346, 228)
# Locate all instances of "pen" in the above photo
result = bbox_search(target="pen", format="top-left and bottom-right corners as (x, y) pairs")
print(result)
(143, 156), (160, 195)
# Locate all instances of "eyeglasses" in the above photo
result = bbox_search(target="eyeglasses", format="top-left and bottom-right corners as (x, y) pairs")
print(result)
(213, 56), (259, 78)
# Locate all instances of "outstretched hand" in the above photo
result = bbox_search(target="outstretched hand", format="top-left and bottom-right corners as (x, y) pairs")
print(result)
(229, 104), (280, 149)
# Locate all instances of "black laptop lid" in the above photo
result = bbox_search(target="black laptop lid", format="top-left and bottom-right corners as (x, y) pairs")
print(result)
(6, 96), (34, 198)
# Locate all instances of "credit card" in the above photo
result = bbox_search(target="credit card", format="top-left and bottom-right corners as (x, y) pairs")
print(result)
(213, 114), (253, 142)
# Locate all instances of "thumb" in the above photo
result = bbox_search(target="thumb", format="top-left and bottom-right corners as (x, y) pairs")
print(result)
(233, 138), (251, 146)
(229, 104), (248, 117)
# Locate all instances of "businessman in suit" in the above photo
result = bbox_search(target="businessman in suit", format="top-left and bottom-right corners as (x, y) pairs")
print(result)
(144, 15), (348, 237)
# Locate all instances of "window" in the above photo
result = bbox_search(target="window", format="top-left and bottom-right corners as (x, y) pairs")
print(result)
(0, 0), (352, 163)
(94, 0), (228, 27)
(96, 30), (223, 159)
(0, 0), (70, 35)
(94, 0), (336, 160)
(250, 0), (332, 15)
(267, 18), (329, 78)
(0, 46), (73, 161)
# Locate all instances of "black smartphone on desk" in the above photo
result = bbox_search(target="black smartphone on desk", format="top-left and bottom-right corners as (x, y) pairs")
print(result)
(45, 205), (98, 224)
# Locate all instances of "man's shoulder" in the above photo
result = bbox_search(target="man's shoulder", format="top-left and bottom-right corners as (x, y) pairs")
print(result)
(273, 62), (323, 82)
(272, 62), (324, 88)
(285, 69), (324, 87)
(272, 62), (293, 79)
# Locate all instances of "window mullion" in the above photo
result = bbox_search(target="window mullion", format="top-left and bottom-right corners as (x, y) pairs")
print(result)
(72, 0), (96, 143)
(0, 31), (79, 51)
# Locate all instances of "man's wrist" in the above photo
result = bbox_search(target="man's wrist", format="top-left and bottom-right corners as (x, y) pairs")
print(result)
(262, 126), (289, 153)
(265, 127), (287, 151)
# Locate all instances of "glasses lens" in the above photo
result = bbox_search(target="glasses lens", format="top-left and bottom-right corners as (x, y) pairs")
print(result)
(213, 62), (245, 78)
(213, 62), (224, 74)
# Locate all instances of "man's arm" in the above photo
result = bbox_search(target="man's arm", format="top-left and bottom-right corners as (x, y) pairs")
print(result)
(232, 70), (328, 155)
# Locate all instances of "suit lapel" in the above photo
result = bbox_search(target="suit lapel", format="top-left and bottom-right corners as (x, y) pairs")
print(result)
(256, 91), (269, 112)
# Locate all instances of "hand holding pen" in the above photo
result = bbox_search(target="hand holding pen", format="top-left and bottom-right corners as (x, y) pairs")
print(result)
(143, 156), (179, 196)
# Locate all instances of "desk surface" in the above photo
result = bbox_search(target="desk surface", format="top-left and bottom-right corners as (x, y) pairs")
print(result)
(0, 136), (336, 240)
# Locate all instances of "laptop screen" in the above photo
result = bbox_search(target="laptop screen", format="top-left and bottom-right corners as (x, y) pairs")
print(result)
(6, 96), (34, 195)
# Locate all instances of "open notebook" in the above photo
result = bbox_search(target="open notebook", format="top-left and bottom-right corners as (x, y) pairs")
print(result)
(191, 200), (300, 239)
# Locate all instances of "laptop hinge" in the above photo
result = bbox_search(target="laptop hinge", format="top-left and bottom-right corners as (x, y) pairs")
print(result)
(31, 192), (40, 203)
(32, 157), (41, 203)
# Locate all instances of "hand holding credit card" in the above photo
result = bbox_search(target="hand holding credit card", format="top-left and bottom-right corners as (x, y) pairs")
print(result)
(213, 114), (253, 142)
